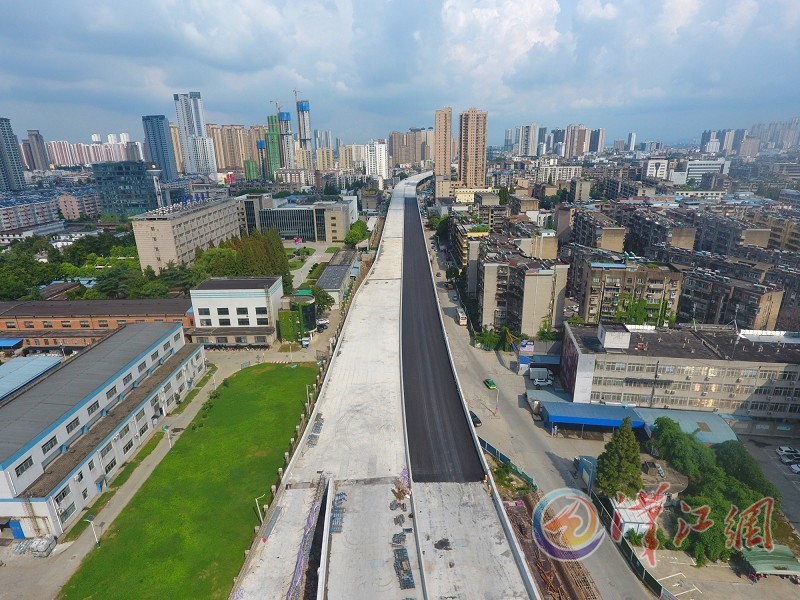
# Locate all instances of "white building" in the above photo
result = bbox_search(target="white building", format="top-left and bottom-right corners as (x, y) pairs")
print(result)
(188, 277), (284, 346)
(0, 323), (205, 538)
(365, 139), (389, 180)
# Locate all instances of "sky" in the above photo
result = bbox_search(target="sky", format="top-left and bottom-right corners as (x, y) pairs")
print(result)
(1, 0), (799, 146)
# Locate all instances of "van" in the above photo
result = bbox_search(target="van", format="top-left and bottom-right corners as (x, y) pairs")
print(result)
(300, 337), (310, 348)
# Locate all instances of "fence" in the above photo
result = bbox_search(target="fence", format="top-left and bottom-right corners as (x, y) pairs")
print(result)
(588, 490), (663, 596)
(478, 437), (537, 491)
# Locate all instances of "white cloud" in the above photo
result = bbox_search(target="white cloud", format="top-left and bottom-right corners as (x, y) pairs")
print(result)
(576, 0), (618, 21)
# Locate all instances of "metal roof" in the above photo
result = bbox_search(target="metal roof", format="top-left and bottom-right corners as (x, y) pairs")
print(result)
(0, 323), (179, 467)
(0, 338), (22, 348)
(634, 407), (737, 444)
(741, 545), (800, 576)
(317, 265), (351, 291)
(0, 356), (62, 401)
(0, 299), (190, 318)
(540, 401), (645, 428)
(194, 277), (279, 291)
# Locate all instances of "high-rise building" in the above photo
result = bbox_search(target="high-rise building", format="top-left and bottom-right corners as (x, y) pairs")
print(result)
(589, 128), (606, 153)
(169, 122), (184, 176)
(365, 139), (389, 179)
(296, 99), (312, 153)
(626, 132), (637, 151)
(265, 115), (281, 180)
(338, 145), (354, 170)
(517, 124), (537, 156)
(434, 107), (452, 198)
(504, 128), (513, 152)
(314, 129), (332, 151)
(173, 92), (217, 175)
(142, 115), (179, 182)
(25, 130), (50, 171)
(316, 147), (335, 171)
(93, 161), (159, 217)
(277, 111), (295, 168)
(0, 118), (26, 192)
(564, 124), (589, 158)
(458, 108), (487, 188)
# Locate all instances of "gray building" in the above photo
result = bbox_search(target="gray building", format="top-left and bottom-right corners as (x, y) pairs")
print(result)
(317, 250), (357, 308)
(25, 130), (50, 171)
(0, 118), (26, 192)
(93, 161), (159, 217)
(142, 116), (179, 182)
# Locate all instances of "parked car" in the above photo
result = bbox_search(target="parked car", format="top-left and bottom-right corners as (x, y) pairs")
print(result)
(780, 453), (800, 464)
(483, 378), (496, 390)
(791, 463), (800, 474)
(469, 411), (482, 427)
(316, 318), (330, 326)
(776, 446), (798, 456)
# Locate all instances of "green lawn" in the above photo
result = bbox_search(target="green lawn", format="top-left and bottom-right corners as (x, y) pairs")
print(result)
(325, 246), (339, 253)
(59, 363), (316, 600)
(288, 259), (304, 270)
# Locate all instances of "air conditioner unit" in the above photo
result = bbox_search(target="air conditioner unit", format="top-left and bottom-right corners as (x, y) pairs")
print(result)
(729, 393), (735, 398)
(686, 376), (692, 380)
(736, 378), (741, 383)
(701, 392), (708, 396)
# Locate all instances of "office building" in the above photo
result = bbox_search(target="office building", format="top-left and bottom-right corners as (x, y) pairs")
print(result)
(92, 161), (159, 217)
(458, 108), (487, 189)
(255, 197), (357, 243)
(669, 159), (730, 185)
(0, 118), (26, 192)
(296, 100), (312, 153)
(187, 277), (282, 346)
(627, 132), (637, 151)
(562, 321), (800, 421)
(434, 107), (452, 198)
(173, 92), (217, 175)
(588, 128), (605, 153)
(132, 196), (239, 272)
(169, 122), (184, 176)
(141, 116), (179, 182)
(0, 323), (205, 538)
(365, 139), (389, 180)
(25, 130), (50, 171)
(278, 112), (295, 169)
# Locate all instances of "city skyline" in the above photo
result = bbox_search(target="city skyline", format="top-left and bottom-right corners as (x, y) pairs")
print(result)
(2, 1), (798, 146)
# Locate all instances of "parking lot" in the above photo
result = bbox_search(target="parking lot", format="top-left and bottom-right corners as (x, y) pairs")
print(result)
(740, 436), (800, 531)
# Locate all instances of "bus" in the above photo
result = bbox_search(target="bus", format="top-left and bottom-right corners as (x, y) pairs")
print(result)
(456, 307), (467, 326)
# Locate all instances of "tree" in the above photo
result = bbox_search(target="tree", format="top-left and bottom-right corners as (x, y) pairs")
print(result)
(310, 285), (334, 313)
(93, 264), (140, 299)
(595, 417), (643, 498)
(498, 185), (510, 205)
(446, 266), (459, 280)
(436, 215), (450, 240)
(344, 220), (369, 246)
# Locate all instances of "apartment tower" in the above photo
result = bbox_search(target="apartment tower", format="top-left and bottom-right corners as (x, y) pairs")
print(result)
(458, 107), (488, 188)
(0, 118), (26, 191)
(173, 92), (217, 175)
(142, 116), (179, 182)
(434, 107), (452, 198)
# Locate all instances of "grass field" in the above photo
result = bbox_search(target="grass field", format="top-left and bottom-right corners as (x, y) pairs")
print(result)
(325, 246), (339, 253)
(59, 363), (316, 600)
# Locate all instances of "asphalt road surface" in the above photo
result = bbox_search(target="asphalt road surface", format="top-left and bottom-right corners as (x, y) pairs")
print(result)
(401, 194), (484, 483)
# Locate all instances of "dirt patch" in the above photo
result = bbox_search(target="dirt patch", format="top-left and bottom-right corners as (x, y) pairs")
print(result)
(434, 538), (451, 550)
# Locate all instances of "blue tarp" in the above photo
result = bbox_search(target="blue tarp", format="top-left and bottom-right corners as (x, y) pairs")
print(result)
(541, 401), (645, 428)
(0, 338), (23, 348)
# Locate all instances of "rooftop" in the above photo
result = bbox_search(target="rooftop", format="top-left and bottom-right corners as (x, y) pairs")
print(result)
(132, 195), (235, 220)
(317, 265), (351, 290)
(0, 299), (191, 318)
(0, 356), (62, 402)
(193, 277), (280, 291)
(0, 323), (180, 467)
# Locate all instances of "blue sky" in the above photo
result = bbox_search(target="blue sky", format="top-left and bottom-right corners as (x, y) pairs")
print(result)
(1, 0), (798, 146)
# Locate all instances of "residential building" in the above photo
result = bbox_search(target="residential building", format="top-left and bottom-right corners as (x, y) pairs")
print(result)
(509, 194), (540, 216)
(277, 112), (295, 169)
(25, 130), (50, 171)
(576, 261), (683, 325)
(626, 209), (696, 258)
(602, 177), (656, 200)
(295, 100), (312, 153)
(672, 209), (770, 254)
(571, 209), (626, 253)
(315, 147), (335, 171)
(365, 139), (389, 180)
(0, 298), (193, 350)
(132, 196), (240, 272)
(749, 210), (800, 252)
(0, 197), (60, 232)
(57, 192), (102, 220)
(0, 323), (205, 537)
(627, 132), (636, 151)
(564, 124), (589, 158)
(669, 159), (730, 186)
(526, 163), (583, 185)
(169, 122), (183, 176)
(141, 115), (179, 182)
(434, 107), (452, 198)
(93, 161), (160, 217)
(0, 118), (26, 192)
(450, 215), (490, 295)
(568, 178), (591, 203)
(588, 128), (605, 153)
(677, 267), (783, 330)
(173, 92), (217, 175)
(477, 234), (567, 335)
(265, 115), (281, 180)
(458, 107), (488, 188)
(561, 321), (800, 422)
(187, 277), (282, 346)
(474, 192), (509, 232)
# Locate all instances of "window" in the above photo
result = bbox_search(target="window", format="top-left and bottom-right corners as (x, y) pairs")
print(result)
(217, 308), (229, 315)
(215, 337), (228, 343)
(5, 321), (16, 328)
(123, 440), (134, 454)
(163, 342), (171, 351)
(24, 321), (34, 328)
(41, 436), (58, 454)
(176, 371), (183, 380)
(119, 424), (130, 438)
(219, 319), (231, 326)
(197, 336), (209, 343)
(82, 489), (88, 499)
(236, 307), (248, 315)
(123, 373), (133, 385)
(54, 485), (71, 504)
(66, 417), (80, 434)
(59, 502), (76, 523)
(198, 308), (210, 316)
(255, 307), (267, 315)
(151, 351), (159, 361)
(235, 336), (247, 343)
(100, 443), (113, 458)
(238, 319), (249, 326)
(75, 471), (83, 483)
(163, 382), (172, 393)
(106, 386), (117, 400)
(256, 318), (268, 326)
(104, 458), (117, 474)
(88, 400), (100, 415)
(88, 459), (95, 471)
(173, 333), (180, 341)
(200, 319), (212, 326)
(139, 423), (148, 437)
(61, 321), (72, 328)
(43, 321), (53, 328)
(138, 361), (147, 373)
(150, 397), (160, 408)
(15, 456), (33, 477)
(99, 320), (108, 328)
(135, 409), (145, 422)
(79, 320), (90, 328)
(117, 320), (126, 326)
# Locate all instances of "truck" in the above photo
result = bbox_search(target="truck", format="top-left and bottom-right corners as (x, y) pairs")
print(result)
(528, 367), (554, 387)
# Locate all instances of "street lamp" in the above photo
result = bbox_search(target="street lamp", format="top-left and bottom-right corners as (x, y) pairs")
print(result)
(162, 425), (172, 449)
(255, 493), (267, 523)
(85, 515), (99, 548)
(495, 386), (500, 416)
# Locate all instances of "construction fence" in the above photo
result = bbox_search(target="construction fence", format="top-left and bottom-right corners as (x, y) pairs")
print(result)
(478, 437), (537, 491)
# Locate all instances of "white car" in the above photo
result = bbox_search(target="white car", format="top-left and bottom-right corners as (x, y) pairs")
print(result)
(791, 463), (800, 474)
(776, 446), (798, 456)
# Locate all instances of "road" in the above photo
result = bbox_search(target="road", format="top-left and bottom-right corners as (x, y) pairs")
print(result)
(427, 232), (651, 600)
(401, 194), (484, 483)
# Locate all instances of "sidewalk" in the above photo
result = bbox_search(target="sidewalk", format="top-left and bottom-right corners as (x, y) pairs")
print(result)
(0, 350), (261, 600)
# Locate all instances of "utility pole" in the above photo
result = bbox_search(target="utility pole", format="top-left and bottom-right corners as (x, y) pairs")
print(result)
(649, 360), (660, 408)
